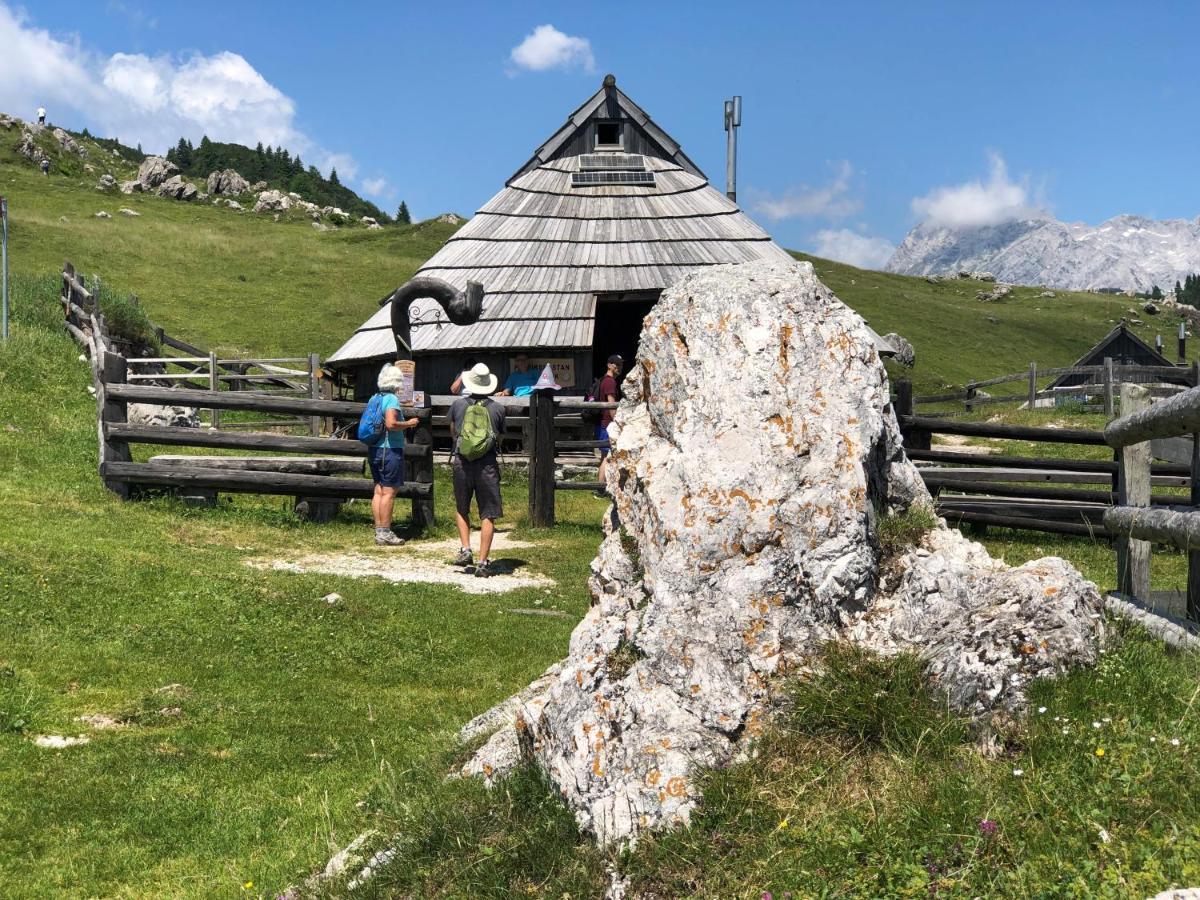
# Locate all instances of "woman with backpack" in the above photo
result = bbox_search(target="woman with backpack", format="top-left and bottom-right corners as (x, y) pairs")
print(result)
(366, 364), (420, 545)
(448, 363), (506, 577)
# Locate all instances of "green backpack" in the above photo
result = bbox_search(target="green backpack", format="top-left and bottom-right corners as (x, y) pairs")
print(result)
(457, 399), (496, 461)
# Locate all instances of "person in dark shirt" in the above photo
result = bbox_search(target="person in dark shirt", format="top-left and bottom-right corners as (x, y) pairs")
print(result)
(596, 354), (623, 490)
(448, 363), (507, 577)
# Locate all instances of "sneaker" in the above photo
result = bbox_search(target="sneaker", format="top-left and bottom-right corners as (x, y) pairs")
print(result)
(474, 560), (497, 578)
(375, 529), (404, 546)
(452, 548), (473, 567)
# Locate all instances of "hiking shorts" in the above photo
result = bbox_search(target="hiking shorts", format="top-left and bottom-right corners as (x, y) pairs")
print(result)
(596, 425), (612, 458)
(368, 446), (405, 488)
(451, 455), (503, 521)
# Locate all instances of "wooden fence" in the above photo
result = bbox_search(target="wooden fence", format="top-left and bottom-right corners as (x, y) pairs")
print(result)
(912, 360), (1196, 415)
(92, 350), (437, 526)
(526, 390), (617, 526)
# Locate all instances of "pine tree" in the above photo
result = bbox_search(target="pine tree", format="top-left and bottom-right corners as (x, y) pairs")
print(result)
(396, 201), (411, 225)
(1151, 284), (1164, 300)
(329, 167), (340, 186)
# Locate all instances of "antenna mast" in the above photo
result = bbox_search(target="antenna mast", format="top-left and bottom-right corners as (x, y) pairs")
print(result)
(724, 96), (742, 202)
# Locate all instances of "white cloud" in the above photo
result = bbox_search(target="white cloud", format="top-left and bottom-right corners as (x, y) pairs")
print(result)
(911, 152), (1046, 228)
(811, 229), (896, 269)
(751, 161), (861, 222)
(361, 177), (391, 199)
(318, 152), (358, 182)
(510, 24), (595, 73)
(0, 2), (354, 170)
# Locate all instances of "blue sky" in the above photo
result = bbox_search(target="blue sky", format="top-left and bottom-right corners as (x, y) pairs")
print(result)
(5, 0), (1200, 267)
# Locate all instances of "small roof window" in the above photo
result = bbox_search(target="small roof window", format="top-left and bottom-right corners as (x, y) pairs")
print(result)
(595, 121), (623, 149)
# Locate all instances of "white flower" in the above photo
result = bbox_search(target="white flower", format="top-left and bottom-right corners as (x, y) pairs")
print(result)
(1150, 737), (1157, 743)
(1098, 827), (1111, 844)
(1092, 721), (1102, 729)
(1012, 768), (1024, 777)
(1171, 738), (1181, 747)
(1062, 728), (1069, 735)
(1103, 717), (1112, 723)
(1038, 707), (1048, 714)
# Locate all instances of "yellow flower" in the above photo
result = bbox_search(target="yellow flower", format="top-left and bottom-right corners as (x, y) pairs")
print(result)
(1095, 748), (1105, 757)
(243, 881), (254, 890)
(776, 817), (790, 831)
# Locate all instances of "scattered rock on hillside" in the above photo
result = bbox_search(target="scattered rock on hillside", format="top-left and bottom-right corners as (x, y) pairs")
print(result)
(119, 180), (143, 195)
(1039, 290), (1056, 298)
(16, 130), (47, 166)
(51, 127), (87, 158)
(249, 180), (268, 192)
(128, 403), (199, 428)
(253, 189), (293, 213)
(94, 211), (111, 219)
(119, 208), (140, 217)
(96, 174), (117, 191)
(1144, 302), (1160, 315)
(437, 213), (463, 225)
(361, 216), (377, 226)
(157, 175), (197, 201)
(0, 113), (19, 129)
(883, 331), (916, 368)
(136, 156), (178, 190)
(977, 284), (1013, 302)
(321, 206), (350, 220)
(464, 259), (1104, 846)
(205, 168), (250, 196)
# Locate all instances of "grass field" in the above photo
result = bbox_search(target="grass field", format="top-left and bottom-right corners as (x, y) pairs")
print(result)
(5, 149), (1200, 897)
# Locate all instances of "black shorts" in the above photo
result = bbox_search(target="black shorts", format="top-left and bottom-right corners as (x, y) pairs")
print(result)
(451, 455), (503, 521)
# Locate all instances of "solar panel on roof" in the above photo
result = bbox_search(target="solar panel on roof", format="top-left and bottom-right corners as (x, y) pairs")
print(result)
(579, 154), (646, 171)
(571, 171), (656, 187)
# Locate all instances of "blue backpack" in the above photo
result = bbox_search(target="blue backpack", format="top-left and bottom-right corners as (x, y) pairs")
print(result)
(357, 392), (388, 446)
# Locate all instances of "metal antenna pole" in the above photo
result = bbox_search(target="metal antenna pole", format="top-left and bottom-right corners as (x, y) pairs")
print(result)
(724, 96), (741, 202)
(1, 196), (8, 342)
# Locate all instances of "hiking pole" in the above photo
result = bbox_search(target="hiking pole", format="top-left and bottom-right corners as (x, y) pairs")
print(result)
(1, 196), (8, 342)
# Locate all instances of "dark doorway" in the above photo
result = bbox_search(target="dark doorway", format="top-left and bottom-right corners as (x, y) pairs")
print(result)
(593, 295), (658, 380)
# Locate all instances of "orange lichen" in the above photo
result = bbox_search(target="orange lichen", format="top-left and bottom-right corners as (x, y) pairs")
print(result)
(666, 777), (687, 798)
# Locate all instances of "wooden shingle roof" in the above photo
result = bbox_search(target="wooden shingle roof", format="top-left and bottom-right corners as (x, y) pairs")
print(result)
(326, 83), (796, 367)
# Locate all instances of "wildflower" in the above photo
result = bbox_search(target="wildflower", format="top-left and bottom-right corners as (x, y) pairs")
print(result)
(1171, 738), (1181, 747)
(1062, 728), (1069, 735)
(1012, 768), (1024, 777)
(242, 882), (253, 891)
(1037, 706), (1047, 714)
(1103, 717), (1112, 723)
(1095, 748), (1105, 757)
(978, 819), (999, 837)
(1092, 721), (1102, 729)
(1150, 736), (1158, 743)
(1098, 827), (1111, 844)
(776, 817), (789, 831)
(762, 893), (773, 900)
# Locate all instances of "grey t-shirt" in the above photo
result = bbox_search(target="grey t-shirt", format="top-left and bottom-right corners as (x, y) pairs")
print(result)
(449, 396), (506, 462)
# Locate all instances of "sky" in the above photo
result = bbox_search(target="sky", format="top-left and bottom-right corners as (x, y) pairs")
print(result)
(5, 0), (1200, 269)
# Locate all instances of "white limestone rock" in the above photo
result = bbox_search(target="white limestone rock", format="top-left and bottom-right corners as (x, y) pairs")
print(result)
(136, 156), (178, 190)
(206, 168), (250, 196)
(464, 259), (1103, 847)
(253, 190), (292, 213)
(128, 402), (199, 428)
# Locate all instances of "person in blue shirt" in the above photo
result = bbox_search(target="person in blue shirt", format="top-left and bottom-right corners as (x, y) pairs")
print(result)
(500, 353), (539, 397)
(370, 363), (420, 545)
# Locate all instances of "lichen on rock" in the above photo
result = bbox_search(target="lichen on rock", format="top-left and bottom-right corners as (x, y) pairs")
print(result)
(463, 259), (1104, 846)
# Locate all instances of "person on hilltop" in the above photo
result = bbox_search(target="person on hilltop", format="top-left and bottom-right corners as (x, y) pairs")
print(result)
(449, 363), (507, 577)
(36, 106), (45, 125)
(40, 158), (49, 177)
(500, 352), (538, 397)
(596, 354), (623, 492)
(449, 355), (479, 395)
(366, 363), (420, 546)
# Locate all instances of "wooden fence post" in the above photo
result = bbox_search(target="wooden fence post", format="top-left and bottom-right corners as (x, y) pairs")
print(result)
(529, 388), (556, 526)
(1115, 383), (1151, 600)
(1028, 362), (1037, 409)
(1103, 357), (1115, 418)
(895, 378), (929, 451)
(308, 353), (321, 437)
(965, 385), (977, 413)
(208, 350), (221, 429)
(1189, 361), (1200, 621)
(409, 400), (435, 529)
(99, 350), (131, 500)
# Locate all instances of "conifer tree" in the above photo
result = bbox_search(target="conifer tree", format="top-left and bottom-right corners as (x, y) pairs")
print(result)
(396, 201), (411, 224)
(329, 167), (340, 186)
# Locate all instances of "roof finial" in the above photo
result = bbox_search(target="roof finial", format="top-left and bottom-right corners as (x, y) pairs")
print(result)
(602, 73), (616, 88)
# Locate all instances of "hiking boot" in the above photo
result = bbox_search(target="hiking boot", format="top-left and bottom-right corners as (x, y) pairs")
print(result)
(375, 528), (404, 546)
(452, 548), (473, 567)
(474, 560), (497, 578)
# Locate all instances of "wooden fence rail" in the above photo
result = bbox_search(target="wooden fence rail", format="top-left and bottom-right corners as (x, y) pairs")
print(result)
(527, 389), (617, 526)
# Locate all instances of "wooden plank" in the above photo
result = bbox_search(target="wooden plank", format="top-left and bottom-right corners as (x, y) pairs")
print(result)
(918, 466), (1188, 487)
(941, 509), (1105, 537)
(1190, 426), (1200, 622)
(1105, 505), (1200, 552)
(1105, 384), (1200, 447)
(1115, 384), (1153, 599)
(101, 461), (431, 501)
(908, 448), (1190, 476)
(530, 389), (557, 525)
(555, 480), (606, 492)
(109, 424), (431, 457)
(106, 384), (430, 419)
(901, 415), (1107, 445)
(148, 455), (365, 475)
(99, 350), (131, 499)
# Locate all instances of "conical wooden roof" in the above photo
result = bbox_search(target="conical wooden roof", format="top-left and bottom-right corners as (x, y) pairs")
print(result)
(327, 80), (795, 367)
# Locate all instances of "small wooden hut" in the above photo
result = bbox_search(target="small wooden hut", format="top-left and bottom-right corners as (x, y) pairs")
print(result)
(326, 74), (884, 398)
(1049, 323), (1188, 389)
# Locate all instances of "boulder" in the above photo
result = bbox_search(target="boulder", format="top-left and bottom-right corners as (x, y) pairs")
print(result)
(1144, 302), (1160, 315)
(463, 260), (1104, 846)
(51, 127), (87, 158)
(94, 211), (111, 219)
(0, 113), (19, 129)
(360, 216), (377, 226)
(973, 271), (996, 282)
(205, 168), (250, 196)
(249, 180), (268, 192)
(16, 130), (47, 166)
(119, 208), (140, 217)
(156, 175), (197, 201)
(96, 174), (117, 191)
(322, 206), (350, 220)
(883, 331), (916, 368)
(977, 284), (1013, 302)
(119, 180), (143, 194)
(437, 213), (463, 225)
(253, 189), (292, 213)
(136, 156), (178, 190)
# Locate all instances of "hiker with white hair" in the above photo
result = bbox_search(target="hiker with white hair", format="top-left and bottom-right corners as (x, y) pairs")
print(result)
(448, 363), (506, 576)
(364, 363), (419, 545)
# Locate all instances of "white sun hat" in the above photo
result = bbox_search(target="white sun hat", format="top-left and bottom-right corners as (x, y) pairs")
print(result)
(462, 362), (498, 396)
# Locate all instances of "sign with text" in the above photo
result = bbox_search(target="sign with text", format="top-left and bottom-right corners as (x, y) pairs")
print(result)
(394, 359), (415, 404)
(513, 357), (574, 388)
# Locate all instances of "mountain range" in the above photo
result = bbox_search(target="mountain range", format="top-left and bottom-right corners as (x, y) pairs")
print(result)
(886, 215), (1200, 292)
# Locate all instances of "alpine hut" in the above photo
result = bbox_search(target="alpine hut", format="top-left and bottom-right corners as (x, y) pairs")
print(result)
(325, 74), (876, 397)
(1047, 323), (1189, 390)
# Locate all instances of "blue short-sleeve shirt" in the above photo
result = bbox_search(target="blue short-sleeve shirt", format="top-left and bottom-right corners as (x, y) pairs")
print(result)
(378, 393), (406, 450)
